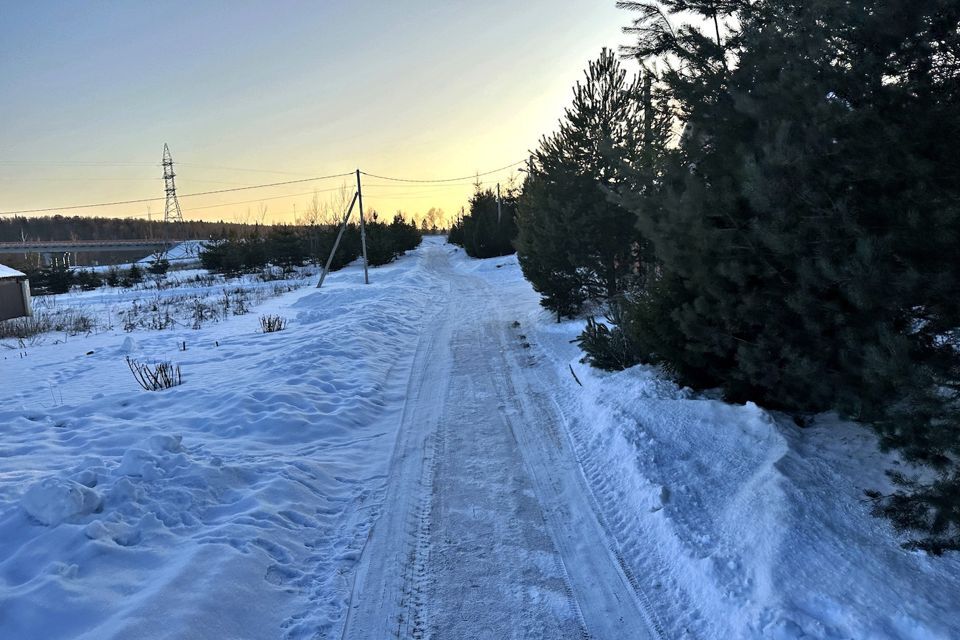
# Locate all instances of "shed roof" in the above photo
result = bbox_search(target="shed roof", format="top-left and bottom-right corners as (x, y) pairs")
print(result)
(0, 264), (26, 279)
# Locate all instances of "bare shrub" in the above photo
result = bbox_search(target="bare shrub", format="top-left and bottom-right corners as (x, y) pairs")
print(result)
(191, 299), (215, 330)
(0, 308), (97, 340)
(126, 357), (182, 391)
(260, 315), (286, 333)
(0, 315), (51, 339)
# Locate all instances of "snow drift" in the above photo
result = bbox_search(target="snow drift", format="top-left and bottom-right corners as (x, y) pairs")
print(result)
(0, 246), (447, 639)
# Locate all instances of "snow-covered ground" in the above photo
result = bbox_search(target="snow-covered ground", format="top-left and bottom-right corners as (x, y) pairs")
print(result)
(1, 249), (445, 638)
(472, 255), (960, 639)
(1, 236), (958, 639)
(136, 240), (207, 267)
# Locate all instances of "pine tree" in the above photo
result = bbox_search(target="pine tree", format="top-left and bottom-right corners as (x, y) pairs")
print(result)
(41, 263), (74, 295)
(147, 256), (170, 276)
(618, 0), (960, 550)
(106, 268), (121, 288)
(516, 172), (588, 321)
(458, 186), (518, 258)
(515, 48), (670, 320)
(126, 263), (143, 285)
(267, 225), (307, 270)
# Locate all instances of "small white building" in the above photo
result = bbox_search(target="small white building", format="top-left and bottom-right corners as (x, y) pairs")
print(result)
(0, 264), (32, 321)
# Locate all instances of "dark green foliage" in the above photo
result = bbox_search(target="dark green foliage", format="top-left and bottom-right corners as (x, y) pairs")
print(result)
(147, 256), (170, 276)
(575, 307), (642, 372)
(363, 214), (422, 267)
(449, 187), (518, 258)
(267, 226), (307, 270)
(613, 0), (960, 549)
(515, 48), (672, 320)
(126, 263), (144, 285)
(870, 471), (960, 555)
(319, 225), (361, 271)
(199, 219), (421, 275)
(362, 221), (395, 267)
(199, 234), (267, 274)
(74, 270), (102, 291)
(515, 173), (590, 321)
(447, 212), (465, 247)
(388, 213), (423, 257)
(106, 268), (122, 287)
(30, 263), (73, 295)
(28, 264), (102, 295)
(46, 264), (74, 294)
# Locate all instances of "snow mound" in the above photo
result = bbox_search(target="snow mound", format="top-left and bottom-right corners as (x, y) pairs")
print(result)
(23, 478), (102, 526)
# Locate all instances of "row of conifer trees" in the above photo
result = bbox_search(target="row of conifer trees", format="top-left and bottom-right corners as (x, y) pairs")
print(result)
(200, 214), (421, 274)
(509, 1), (960, 553)
(448, 188), (519, 259)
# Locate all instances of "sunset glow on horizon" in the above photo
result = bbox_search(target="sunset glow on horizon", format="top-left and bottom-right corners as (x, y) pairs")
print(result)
(1, 1), (635, 226)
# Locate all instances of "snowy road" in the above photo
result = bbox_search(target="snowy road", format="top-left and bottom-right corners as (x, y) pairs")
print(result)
(342, 243), (659, 639)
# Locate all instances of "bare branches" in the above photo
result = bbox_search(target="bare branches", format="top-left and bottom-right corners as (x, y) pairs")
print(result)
(126, 357), (182, 391)
(259, 315), (286, 333)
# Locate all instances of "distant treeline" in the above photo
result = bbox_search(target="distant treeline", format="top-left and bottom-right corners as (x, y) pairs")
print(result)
(17, 213), (422, 295)
(0, 215), (256, 243)
(199, 214), (422, 275)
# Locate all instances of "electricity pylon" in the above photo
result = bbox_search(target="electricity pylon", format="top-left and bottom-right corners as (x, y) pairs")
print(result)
(162, 143), (184, 223)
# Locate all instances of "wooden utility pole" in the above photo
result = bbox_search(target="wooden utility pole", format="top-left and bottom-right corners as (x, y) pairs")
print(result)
(316, 192), (358, 289)
(356, 169), (369, 284)
(496, 183), (502, 224)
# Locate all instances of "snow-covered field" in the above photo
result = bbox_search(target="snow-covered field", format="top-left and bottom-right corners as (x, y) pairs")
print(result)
(1, 236), (958, 639)
(1, 249), (446, 638)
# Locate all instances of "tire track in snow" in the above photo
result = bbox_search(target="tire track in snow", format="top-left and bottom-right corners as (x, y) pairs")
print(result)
(342, 244), (661, 639)
(339, 249), (453, 640)
(486, 307), (664, 640)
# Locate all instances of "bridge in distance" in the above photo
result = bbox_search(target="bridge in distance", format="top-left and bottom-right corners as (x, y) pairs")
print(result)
(0, 240), (178, 255)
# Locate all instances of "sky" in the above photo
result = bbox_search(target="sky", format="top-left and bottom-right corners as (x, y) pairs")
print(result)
(0, 1), (637, 226)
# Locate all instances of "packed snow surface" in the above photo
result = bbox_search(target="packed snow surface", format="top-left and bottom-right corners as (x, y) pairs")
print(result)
(1, 236), (958, 639)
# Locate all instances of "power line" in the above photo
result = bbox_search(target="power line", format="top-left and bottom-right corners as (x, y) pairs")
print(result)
(0, 171), (355, 216)
(186, 185), (349, 212)
(0, 157), (527, 217)
(177, 162), (317, 177)
(0, 160), (158, 166)
(360, 160), (525, 183)
(0, 185), (358, 223)
(181, 173), (353, 199)
(361, 181), (477, 189)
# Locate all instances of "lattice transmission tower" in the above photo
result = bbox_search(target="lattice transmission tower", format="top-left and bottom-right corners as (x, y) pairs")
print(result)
(162, 143), (184, 223)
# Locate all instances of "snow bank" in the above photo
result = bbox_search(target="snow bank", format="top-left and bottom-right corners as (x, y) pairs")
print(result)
(459, 248), (960, 640)
(473, 249), (960, 639)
